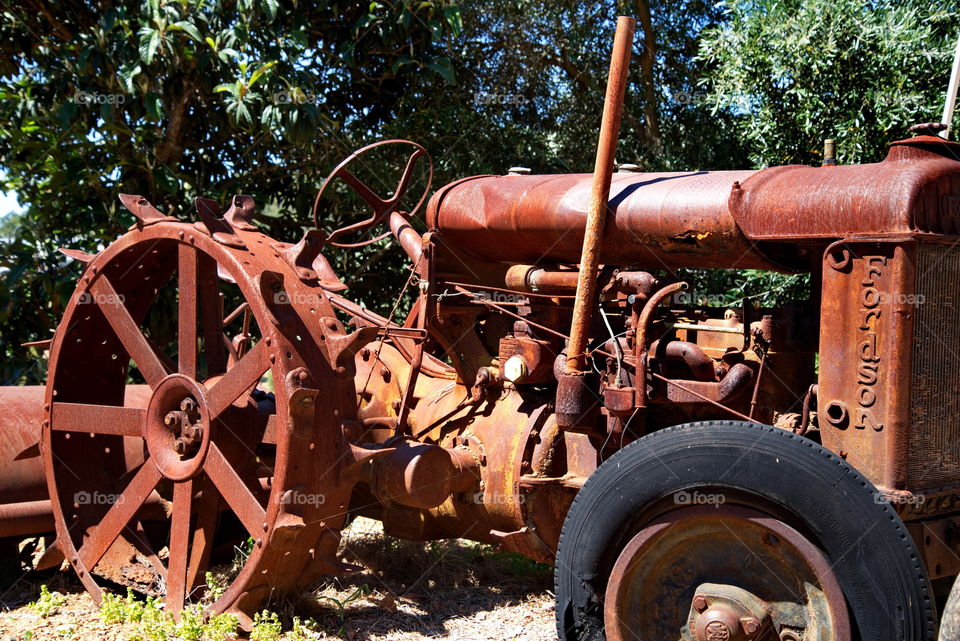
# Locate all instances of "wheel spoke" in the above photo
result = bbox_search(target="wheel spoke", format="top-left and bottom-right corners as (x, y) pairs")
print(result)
(178, 245), (199, 379)
(204, 442), (265, 538)
(51, 403), (144, 437)
(338, 169), (386, 210)
(166, 479), (193, 614)
(91, 276), (169, 387)
(185, 475), (220, 592)
(391, 149), (425, 206)
(77, 460), (162, 570)
(206, 339), (268, 418)
(199, 253), (227, 376)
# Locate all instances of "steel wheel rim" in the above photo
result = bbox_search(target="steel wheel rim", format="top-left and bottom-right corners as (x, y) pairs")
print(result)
(42, 221), (351, 622)
(603, 504), (852, 641)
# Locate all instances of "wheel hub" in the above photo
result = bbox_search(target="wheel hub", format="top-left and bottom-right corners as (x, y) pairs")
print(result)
(690, 584), (768, 641)
(602, 505), (850, 641)
(145, 374), (211, 481)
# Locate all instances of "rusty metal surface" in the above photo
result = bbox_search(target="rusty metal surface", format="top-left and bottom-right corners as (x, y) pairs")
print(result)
(732, 136), (960, 240)
(603, 506), (850, 641)
(426, 169), (767, 270)
(41, 195), (363, 623)
(566, 15), (635, 373)
(816, 238), (960, 492)
(1, 20), (960, 631)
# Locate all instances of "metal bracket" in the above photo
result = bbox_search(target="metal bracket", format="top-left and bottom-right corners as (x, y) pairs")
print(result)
(120, 193), (178, 230)
(194, 197), (246, 249)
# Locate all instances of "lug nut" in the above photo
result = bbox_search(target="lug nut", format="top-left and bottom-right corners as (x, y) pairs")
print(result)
(741, 617), (760, 636)
(692, 595), (708, 612)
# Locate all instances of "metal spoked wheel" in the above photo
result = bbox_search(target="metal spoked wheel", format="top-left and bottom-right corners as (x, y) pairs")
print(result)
(43, 213), (355, 624)
(555, 421), (935, 641)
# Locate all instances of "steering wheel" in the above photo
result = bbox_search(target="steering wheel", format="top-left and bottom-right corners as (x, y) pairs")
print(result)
(312, 139), (433, 248)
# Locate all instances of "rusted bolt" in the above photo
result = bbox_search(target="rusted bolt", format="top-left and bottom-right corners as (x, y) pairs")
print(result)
(741, 617), (760, 636)
(391, 399), (401, 412)
(180, 397), (196, 412)
(360, 347), (371, 361)
(692, 595), (708, 612)
(824, 400), (849, 428)
(380, 366), (391, 382)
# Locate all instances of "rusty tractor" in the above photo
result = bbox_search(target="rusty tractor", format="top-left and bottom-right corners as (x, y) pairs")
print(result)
(3, 14), (960, 641)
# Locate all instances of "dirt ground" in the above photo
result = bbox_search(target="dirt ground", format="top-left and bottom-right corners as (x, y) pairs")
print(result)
(0, 518), (558, 641)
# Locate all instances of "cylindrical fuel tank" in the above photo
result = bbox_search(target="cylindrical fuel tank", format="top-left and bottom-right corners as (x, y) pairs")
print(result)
(426, 170), (781, 270)
(426, 136), (960, 271)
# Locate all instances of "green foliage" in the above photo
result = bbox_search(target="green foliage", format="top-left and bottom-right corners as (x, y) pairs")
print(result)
(250, 609), (283, 641)
(0, 0), (463, 383)
(699, 0), (960, 166)
(99, 587), (145, 624)
(2, 0), (957, 383)
(30, 585), (66, 618)
(99, 590), (238, 641)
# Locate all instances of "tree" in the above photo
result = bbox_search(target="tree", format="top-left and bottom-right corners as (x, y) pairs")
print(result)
(0, 0), (464, 383)
(698, 0), (960, 167)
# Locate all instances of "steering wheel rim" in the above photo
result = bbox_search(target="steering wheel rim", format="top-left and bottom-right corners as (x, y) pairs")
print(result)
(312, 139), (433, 248)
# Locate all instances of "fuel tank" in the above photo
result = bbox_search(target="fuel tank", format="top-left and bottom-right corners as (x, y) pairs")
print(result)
(426, 135), (960, 271)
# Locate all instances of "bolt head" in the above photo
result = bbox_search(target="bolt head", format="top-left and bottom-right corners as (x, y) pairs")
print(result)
(740, 617), (760, 635)
(693, 595), (708, 612)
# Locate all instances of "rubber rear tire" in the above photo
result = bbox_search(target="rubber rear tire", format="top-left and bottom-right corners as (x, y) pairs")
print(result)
(554, 420), (935, 641)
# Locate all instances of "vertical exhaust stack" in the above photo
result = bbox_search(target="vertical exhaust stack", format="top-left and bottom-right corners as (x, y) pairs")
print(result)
(564, 15), (636, 374)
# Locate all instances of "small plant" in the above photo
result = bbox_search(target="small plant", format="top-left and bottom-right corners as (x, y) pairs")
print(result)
(205, 571), (227, 602)
(30, 584), (67, 618)
(100, 587), (145, 624)
(250, 610), (282, 641)
(287, 616), (322, 641)
(202, 611), (239, 641)
(132, 597), (175, 641)
(316, 585), (371, 635)
(174, 605), (206, 641)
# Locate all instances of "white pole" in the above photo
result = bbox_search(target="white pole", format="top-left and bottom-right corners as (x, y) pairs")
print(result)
(941, 33), (960, 140)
